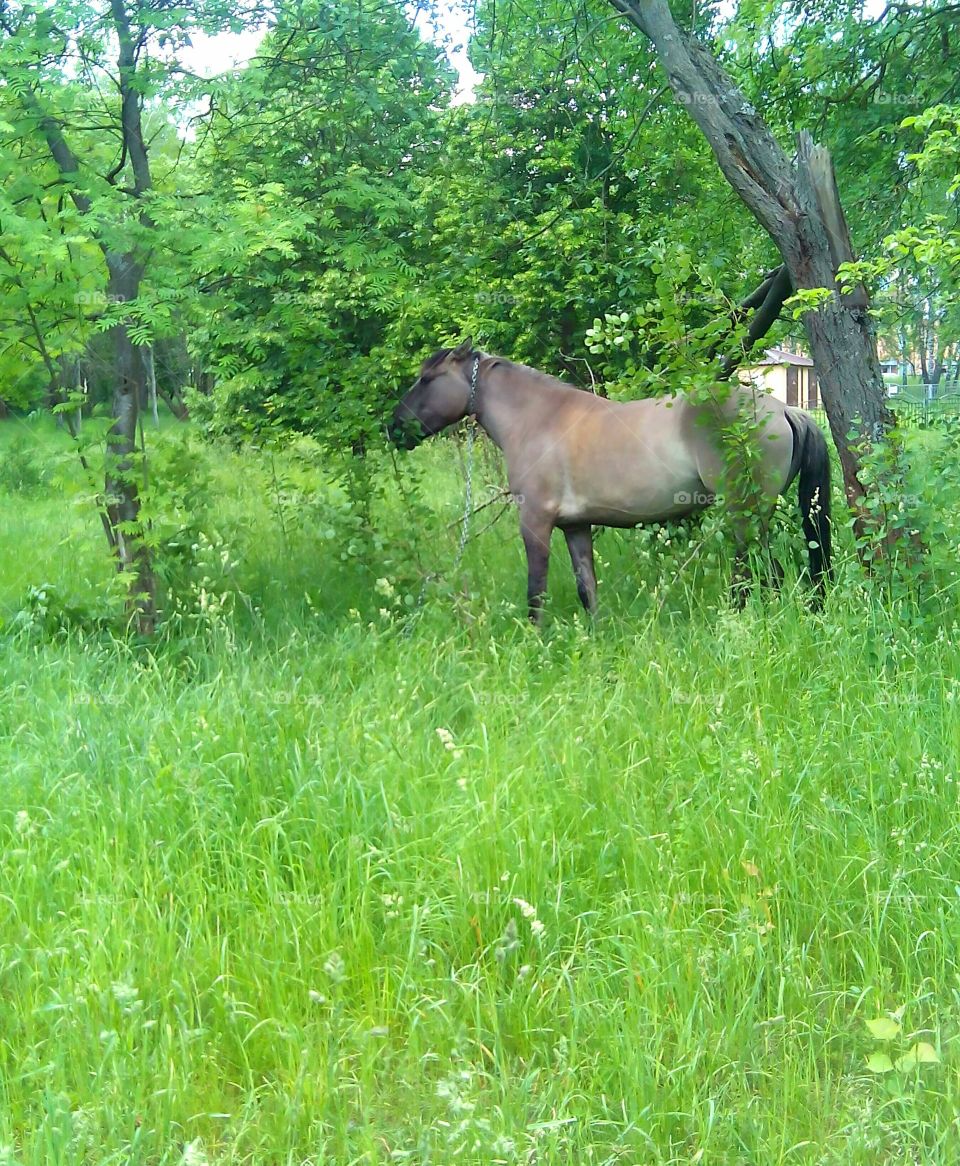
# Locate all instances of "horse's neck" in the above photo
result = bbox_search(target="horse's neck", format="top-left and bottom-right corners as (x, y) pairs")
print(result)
(478, 364), (565, 450)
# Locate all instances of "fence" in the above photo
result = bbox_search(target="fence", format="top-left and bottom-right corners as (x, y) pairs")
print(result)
(810, 393), (960, 429)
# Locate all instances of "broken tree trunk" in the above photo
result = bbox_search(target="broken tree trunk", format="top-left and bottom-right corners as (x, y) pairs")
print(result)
(716, 263), (794, 379)
(608, 0), (894, 538)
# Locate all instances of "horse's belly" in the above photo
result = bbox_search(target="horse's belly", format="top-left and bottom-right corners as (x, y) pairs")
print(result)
(557, 455), (704, 526)
(559, 485), (705, 527)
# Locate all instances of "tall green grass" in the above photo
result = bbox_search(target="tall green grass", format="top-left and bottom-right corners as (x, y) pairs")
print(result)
(1, 418), (958, 1163)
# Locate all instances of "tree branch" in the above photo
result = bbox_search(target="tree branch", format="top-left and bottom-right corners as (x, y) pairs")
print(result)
(718, 263), (794, 378)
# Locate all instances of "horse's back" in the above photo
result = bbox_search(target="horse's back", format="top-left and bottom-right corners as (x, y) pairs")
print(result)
(680, 384), (796, 498)
(503, 372), (797, 525)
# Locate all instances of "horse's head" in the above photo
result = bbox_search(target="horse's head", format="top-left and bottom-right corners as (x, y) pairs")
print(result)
(389, 338), (478, 450)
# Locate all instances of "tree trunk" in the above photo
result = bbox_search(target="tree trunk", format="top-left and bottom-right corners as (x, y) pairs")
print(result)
(20, 0), (158, 633)
(716, 264), (793, 378)
(143, 343), (160, 426)
(608, 0), (894, 538)
(105, 252), (154, 632)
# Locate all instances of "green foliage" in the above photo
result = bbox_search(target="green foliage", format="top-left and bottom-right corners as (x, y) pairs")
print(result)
(583, 240), (751, 394)
(181, 0), (454, 457)
(141, 428), (233, 592)
(7, 581), (111, 638)
(839, 105), (960, 299)
(855, 418), (960, 614)
(183, 0), (779, 462)
(863, 1011), (941, 1075)
(725, 1), (960, 249)
(0, 433), (46, 492)
(784, 286), (837, 320)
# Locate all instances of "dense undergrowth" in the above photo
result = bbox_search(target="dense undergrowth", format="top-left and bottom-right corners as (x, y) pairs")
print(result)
(1, 416), (959, 1164)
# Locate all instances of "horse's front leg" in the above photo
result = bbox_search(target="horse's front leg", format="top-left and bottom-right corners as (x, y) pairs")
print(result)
(520, 512), (553, 624)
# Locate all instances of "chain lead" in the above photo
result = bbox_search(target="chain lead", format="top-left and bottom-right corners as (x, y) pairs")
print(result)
(452, 354), (481, 573)
(452, 419), (476, 574)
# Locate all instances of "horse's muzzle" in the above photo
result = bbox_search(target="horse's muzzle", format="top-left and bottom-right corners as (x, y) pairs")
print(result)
(387, 411), (426, 450)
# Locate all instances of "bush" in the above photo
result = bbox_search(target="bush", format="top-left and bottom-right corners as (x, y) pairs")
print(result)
(856, 418), (960, 617)
(0, 433), (45, 493)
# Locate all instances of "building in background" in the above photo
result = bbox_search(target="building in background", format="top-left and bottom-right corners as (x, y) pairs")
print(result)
(740, 348), (818, 409)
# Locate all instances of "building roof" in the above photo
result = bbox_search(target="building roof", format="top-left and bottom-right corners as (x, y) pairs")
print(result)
(753, 347), (814, 368)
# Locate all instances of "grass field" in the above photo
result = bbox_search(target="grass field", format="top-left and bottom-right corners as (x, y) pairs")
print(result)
(1, 416), (959, 1164)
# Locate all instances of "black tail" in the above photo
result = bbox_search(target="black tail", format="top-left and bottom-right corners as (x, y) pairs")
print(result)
(785, 409), (833, 595)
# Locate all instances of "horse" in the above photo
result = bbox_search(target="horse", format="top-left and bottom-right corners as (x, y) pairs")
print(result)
(389, 338), (832, 623)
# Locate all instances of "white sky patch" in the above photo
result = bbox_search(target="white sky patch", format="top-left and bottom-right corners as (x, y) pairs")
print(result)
(178, 2), (481, 103)
(178, 27), (268, 78)
(411, 1), (481, 105)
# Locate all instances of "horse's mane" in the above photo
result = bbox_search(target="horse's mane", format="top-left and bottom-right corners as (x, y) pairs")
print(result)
(421, 347), (576, 393)
(420, 348), (454, 373)
(493, 355), (579, 393)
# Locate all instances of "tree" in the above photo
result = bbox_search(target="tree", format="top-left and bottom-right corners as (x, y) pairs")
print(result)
(186, 0), (455, 457)
(0, 1), (260, 630)
(722, 3), (960, 390)
(1, 4), (160, 627)
(843, 105), (960, 389)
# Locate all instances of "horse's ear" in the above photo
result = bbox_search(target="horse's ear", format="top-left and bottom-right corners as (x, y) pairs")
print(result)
(451, 337), (473, 360)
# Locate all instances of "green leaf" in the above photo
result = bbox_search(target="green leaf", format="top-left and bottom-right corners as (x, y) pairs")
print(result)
(895, 1042), (940, 1069)
(864, 1017), (900, 1041)
(865, 1052), (895, 1074)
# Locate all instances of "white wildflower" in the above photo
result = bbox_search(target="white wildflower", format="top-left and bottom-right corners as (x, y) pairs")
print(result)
(513, 897), (546, 942)
(181, 1140), (211, 1166)
(435, 727), (463, 759)
(323, 950), (346, 983)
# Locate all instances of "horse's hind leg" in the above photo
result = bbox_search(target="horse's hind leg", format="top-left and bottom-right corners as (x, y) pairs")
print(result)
(521, 511), (553, 624)
(564, 525), (597, 616)
(731, 510), (780, 606)
(731, 548), (752, 609)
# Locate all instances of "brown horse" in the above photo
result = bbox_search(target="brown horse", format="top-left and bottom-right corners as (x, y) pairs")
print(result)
(389, 339), (832, 622)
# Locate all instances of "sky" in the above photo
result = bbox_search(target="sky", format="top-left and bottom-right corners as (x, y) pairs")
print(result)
(180, 2), (481, 103)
